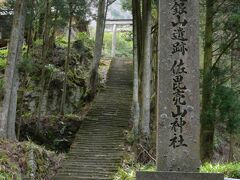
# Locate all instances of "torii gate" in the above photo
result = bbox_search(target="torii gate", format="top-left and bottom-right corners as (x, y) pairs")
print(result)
(105, 19), (132, 57)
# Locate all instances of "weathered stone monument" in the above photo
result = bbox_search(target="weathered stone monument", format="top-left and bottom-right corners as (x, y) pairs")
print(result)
(157, 0), (200, 172)
(137, 0), (223, 179)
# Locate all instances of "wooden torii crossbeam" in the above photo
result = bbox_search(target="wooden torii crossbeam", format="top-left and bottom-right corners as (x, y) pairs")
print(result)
(105, 19), (132, 57)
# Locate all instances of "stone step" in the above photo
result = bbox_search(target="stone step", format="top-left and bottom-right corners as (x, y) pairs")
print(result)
(53, 176), (111, 180)
(71, 145), (123, 148)
(67, 153), (123, 158)
(53, 59), (132, 179)
(55, 172), (113, 177)
(73, 137), (124, 141)
(58, 169), (115, 174)
(61, 164), (118, 169)
(62, 162), (120, 166)
(69, 148), (124, 152)
(59, 167), (117, 173)
(65, 154), (122, 159)
(55, 175), (112, 179)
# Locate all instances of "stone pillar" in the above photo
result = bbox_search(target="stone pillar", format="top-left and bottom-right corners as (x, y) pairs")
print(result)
(136, 2), (224, 179)
(111, 24), (117, 57)
(157, 0), (200, 172)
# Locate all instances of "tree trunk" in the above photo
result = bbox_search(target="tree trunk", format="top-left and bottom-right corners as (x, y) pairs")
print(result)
(140, 0), (152, 140)
(26, 0), (35, 55)
(103, 0), (109, 40)
(88, 0), (106, 99)
(49, 10), (59, 51)
(229, 45), (235, 162)
(60, 4), (73, 115)
(136, 0), (142, 69)
(136, 1), (143, 133)
(229, 133), (235, 162)
(37, 12), (45, 39)
(200, 0), (214, 162)
(17, 74), (29, 140)
(36, 0), (51, 127)
(0, 0), (26, 139)
(132, 0), (140, 136)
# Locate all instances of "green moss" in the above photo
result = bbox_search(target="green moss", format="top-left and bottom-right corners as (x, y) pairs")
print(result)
(64, 114), (81, 121)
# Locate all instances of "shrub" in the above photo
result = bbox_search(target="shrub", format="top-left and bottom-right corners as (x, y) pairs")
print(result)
(200, 162), (240, 178)
(55, 36), (68, 48)
(114, 163), (155, 180)
(76, 32), (94, 50)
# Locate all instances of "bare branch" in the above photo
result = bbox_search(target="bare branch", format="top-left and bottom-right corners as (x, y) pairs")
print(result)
(211, 34), (239, 71)
(139, 144), (156, 162)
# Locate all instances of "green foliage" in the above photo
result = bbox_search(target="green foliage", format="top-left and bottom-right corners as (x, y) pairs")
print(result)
(216, 1), (240, 34)
(18, 54), (37, 74)
(76, 32), (94, 50)
(103, 32), (133, 58)
(114, 162), (240, 179)
(0, 153), (21, 180)
(114, 167), (135, 180)
(124, 130), (135, 145)
(0, 59), (7, 70)
(114, 163), (156, 180)
(45, 64), (59, 74)
(55, 36), (68, 48)
(121, 0), (132, 11)
(33, 39), (43, 47)
(212, 85), (240, 134)
(0, 49), (7, 95)
(0, 49), (8, 70)
(201, 162), (240, 178)
(0, 139), (64, 180)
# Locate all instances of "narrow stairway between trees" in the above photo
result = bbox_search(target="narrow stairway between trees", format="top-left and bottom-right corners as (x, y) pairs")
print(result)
(53, 59), (133, 179)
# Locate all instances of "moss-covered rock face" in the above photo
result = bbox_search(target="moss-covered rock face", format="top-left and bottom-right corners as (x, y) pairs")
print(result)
(18, 41), (92, 117)
(6, 39), (95, 153)
(0, 139), (64, 179)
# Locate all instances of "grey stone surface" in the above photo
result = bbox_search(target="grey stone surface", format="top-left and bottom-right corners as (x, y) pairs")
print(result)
(157, 0), (200, 172)
(136, 172), (224, 180)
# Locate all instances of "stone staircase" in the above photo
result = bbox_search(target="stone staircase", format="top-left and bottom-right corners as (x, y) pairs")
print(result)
(53, 59), (133, 179)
